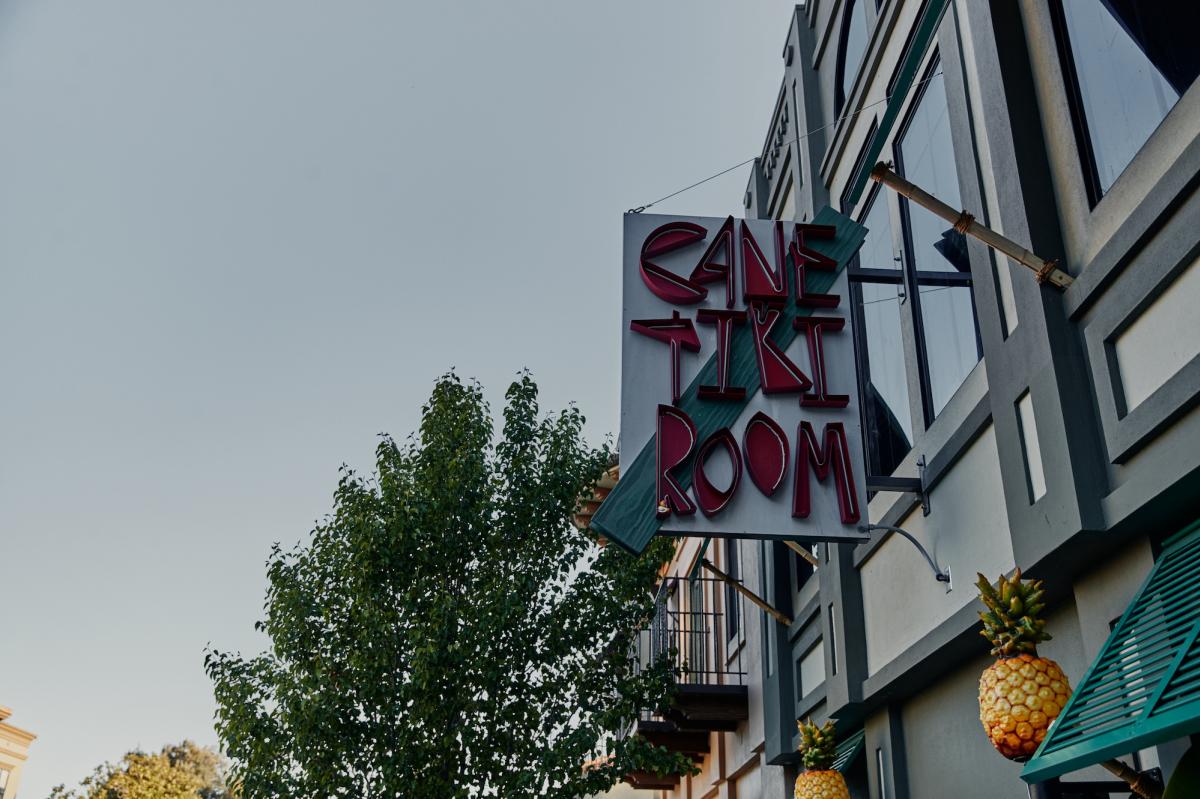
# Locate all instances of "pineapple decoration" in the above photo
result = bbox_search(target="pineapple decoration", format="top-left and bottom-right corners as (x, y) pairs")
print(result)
(794, 719), (850, 799)
(977, 569), (1073, 761)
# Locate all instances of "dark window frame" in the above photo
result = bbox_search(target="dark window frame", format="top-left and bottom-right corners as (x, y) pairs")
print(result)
(1047, 0), (1106, 207)
(847, 54), (983, 477)
(1048, 0), (1200, 208)
(834, 0), (869, 115)
(892, 55), (982, 427)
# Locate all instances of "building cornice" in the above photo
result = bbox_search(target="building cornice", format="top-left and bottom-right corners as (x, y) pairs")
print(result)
(0, 721), (37, 746)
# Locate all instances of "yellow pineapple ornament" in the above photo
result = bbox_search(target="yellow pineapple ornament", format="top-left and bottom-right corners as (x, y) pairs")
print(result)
(976, 569), (1073, 761)
(794, 719), (850, 799)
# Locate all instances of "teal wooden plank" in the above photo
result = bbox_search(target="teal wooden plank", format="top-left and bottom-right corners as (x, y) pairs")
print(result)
(1022, 518), (1200, 784)
(592, 206), (866, 554)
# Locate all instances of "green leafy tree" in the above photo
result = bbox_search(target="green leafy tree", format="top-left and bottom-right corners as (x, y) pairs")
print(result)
(205, 374), (690, 798)
(48, 741), (234, 799)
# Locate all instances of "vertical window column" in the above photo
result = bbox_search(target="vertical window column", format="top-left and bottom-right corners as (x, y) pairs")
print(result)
(724, 538), (741, 645)
(895, 63), (981, 422)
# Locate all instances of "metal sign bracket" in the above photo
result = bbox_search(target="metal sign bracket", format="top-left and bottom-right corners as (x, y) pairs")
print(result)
(857, 522), (951, 590)
(864, 455), (930, 516)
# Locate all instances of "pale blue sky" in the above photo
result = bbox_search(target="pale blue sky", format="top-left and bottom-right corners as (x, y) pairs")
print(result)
(0, 2), (797, 795)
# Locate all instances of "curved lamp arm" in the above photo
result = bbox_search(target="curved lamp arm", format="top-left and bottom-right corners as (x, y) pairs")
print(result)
(858, 524), (951, 585)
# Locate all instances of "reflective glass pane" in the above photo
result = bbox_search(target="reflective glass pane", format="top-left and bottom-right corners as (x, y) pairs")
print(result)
(840, 0), (869, 108)
(860, 282), (912, 474)
(858, 190), (895, 270)
(1060, 1), (1199, 195)
(898, 71), (969, 274)
(918, 285), (978, 415)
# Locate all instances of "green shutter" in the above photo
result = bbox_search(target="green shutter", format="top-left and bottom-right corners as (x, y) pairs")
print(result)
(1022, 519), (1200, 783)
(833, 729), (865, 773)
(591, 206), (866, 554)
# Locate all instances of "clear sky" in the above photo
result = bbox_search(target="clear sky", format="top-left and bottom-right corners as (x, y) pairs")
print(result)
(0, 2), (799, 795)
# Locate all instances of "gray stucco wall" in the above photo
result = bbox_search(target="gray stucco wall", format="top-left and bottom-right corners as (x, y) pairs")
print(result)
(901, 652), (1031, 799)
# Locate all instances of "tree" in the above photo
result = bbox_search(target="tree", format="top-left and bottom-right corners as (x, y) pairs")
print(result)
(48, 741), (234, 799)
(205, 374), (690, 799)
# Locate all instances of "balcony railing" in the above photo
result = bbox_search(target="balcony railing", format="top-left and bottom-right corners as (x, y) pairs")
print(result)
(635, 575), (747, 687)
(620, 575), (751, 790)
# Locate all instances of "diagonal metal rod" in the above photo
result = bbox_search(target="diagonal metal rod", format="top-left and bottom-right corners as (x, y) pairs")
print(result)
(868, 162), (1074, 290)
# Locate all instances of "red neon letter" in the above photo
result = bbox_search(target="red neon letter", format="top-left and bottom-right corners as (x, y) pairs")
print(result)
(742, 220), (788, 305)
(639, 222), (709, 305)
(792, 421), (860, 524)
(631, 310), (701, 404)
(749, 303), (812, 395)
(657, 405), (697, 518)
(692, 428), (742, 517)
(742, 411), (789, 497)
(689, 215), (736, 308)
(791, 223), (839, 308)
(793, 316), (849, 408)
(696, 308), (746, 401)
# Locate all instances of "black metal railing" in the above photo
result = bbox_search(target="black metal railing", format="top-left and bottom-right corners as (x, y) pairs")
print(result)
(634, 576), (747, 687)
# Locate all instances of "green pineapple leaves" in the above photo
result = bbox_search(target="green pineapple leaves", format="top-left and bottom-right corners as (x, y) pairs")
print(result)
(976, 569), (1051, 657)
(796, 719), (838, 771)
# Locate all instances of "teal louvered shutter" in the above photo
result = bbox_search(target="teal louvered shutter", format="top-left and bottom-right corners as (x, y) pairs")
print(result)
(833, 729), (865, 773)
(1022, 519), (1200, 783)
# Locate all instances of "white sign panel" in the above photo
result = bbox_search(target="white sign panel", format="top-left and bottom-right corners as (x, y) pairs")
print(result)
(618, 212), (869, 544)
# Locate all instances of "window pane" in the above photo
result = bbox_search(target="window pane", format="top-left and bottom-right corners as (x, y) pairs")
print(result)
(725, 539), (740, 642)
(796, 542), (816, 585)
(898, 71), (969, 274)
(775, 179), (795, 221)
(689, 579), (705, 681)
(858, 189), (896, 270)
(1060, 2), (1199, 195)
(840, 0), (869, 108)
(860, 282), (912, 472)
(918, 285), (978, 415)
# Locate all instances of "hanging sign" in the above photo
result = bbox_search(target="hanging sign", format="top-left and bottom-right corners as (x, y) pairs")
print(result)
(592, 208), (870, 553)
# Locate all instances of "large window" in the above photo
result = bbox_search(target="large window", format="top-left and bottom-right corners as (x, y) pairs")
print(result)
(1052, 1), (1200, 202)
(835, 0), (870, 113)
(849, 60), (981, 476)
(851, 190), (913, 475)
(0, 767), (9, 799)
(895, 67), (980, 419)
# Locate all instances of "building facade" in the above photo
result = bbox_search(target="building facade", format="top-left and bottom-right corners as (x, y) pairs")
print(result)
(0, 707), (36, 799)
(616, 1), (1200, 797)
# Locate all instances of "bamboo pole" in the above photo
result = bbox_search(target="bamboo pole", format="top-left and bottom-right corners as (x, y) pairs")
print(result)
(784, 540), (820, 567)
(701, 558), (793, 627)
(1099, 759), (1163, 799)
(868, 162), (1074, 290)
